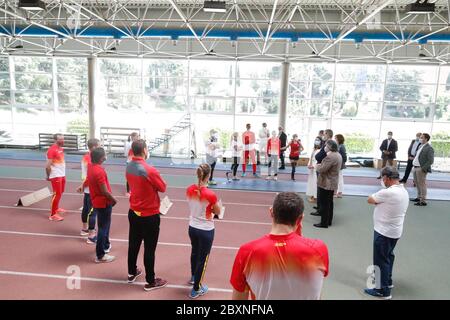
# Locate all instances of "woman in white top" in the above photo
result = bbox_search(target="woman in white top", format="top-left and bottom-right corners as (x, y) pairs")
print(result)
(186, 164), (221, 299)
(226, 132), (241, 181)
(306, 140), (321, 203)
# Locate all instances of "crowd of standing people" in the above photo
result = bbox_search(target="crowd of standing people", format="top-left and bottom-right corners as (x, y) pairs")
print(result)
(42, 126), (436, 300)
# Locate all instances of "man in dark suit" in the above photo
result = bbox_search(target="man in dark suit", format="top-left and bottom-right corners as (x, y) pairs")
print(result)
(400, 133), (422, 183)
(412, 133), (434, 207)
(278, 126), (287, 170)
(377, 131), (398, 179)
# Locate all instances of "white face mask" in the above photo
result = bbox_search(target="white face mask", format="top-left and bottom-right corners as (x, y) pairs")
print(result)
(388, 135), (393, 139)
(324, 146), (330, 153)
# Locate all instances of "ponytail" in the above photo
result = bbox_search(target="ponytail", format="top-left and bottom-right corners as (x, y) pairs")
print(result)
(196, 164), (211, 196)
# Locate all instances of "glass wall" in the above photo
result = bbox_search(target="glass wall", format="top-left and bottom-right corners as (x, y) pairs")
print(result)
(0, 56), (88, 144)
(287, 62), (450, 165)
(96, 58), (280, 157)
(1, 56), (449, 165)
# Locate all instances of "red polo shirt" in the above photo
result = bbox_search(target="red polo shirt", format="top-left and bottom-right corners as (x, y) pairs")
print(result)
(87, 163), (112, 208)
(126, 157), (167, 217)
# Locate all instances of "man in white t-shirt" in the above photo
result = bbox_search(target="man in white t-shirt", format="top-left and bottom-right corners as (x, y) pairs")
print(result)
(365, 166), (409, 300)
(258, 123), (270, 165)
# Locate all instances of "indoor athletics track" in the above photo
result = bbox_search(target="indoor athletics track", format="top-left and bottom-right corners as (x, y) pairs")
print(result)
(0, 158), (450, 300)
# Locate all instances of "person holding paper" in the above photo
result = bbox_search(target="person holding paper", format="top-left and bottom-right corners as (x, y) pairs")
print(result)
(186, 163), (222, 299)
(125, 139), (168, 291)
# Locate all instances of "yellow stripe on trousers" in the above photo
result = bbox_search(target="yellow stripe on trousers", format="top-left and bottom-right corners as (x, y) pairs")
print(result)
(86, 207), (94, 228)
(199, 254), (210, 287)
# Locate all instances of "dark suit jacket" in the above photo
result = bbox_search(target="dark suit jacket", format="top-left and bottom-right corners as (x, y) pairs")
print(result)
(418, 143), (434, 173)
(407, 139), (422, 158)
(279, 132), (287, 148)
(379, 139), (398, 159)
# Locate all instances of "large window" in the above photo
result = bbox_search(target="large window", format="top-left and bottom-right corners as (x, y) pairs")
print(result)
(1, 56), (449, 164)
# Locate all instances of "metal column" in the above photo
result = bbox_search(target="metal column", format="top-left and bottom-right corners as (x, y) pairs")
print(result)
(279, 61), (290, 128)
(87, 56), (97, 139)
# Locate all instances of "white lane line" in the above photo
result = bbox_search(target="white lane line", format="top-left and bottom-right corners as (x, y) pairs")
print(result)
(0, 230), (240, 250)
(0, 270), (232, 293)
(0, 205), (272, 226)
(0, 176), (278, 194)
(0, 188), (272, 207)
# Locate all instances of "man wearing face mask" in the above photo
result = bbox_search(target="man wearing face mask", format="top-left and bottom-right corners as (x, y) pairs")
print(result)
(258, 123), (270, 166)
(365, 166), (409, 300)
(377, 132), (398, 179)
(313, 140), (342, 228)
(412, 133), (434, 207)
(310, 129), (333, 217)
(399, 133), (422, 184)
(278, 126), (287, 170)
(126, 139), (168, 290)
(46, 133), (66, 222)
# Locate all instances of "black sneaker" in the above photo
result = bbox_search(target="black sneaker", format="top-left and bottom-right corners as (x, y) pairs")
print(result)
(410, 198), (420, 202)
(364, 288), (392, 300)
(144, 278), (168, 291)
(414, 201), (427, 206)
(313, 223), (328, 229)
(313, 206), (318, 210)
(128, 268), (143, 283)
(310, 211), (320, 216)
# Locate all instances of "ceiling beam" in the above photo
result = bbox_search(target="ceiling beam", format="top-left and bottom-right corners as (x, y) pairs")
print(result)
(262, 0), (278, 55)
(319, 0), (394, 56)
(167, 0), (209, 54)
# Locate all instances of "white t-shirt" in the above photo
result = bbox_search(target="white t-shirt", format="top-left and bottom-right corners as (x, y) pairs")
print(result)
(230, 139), (241, 157)
(413, 142), (428, 167)
(259, 128), (269, 140)
(371, 184), (409, 239)
(186, 184), (218, 231)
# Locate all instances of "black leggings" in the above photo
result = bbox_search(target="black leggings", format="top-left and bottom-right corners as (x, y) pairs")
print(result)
(209, 161), (216, 181)
(189, 226), (214, 291)
(81, 193), (96, 231)
(230, 157), (239, 177)
(290, 157), (298, 180)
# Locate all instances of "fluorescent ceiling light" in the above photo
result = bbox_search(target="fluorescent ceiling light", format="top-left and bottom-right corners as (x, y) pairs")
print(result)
(405, 0), (435, 14)
(18, 0), (46, 11)
(203, 1), (227, 13)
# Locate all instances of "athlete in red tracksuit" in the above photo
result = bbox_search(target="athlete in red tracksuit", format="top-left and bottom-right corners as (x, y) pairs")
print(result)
(126, 139), (168, 291)
(46, 134), (66, 222)
(242, 124), (258, 177)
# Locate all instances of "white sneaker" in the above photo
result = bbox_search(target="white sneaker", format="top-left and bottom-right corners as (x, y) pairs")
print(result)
(273, 176), (278, 181)
(104, 244), (112, 253)
(266, 176), (272, 180)
(95, 254), (115, 263)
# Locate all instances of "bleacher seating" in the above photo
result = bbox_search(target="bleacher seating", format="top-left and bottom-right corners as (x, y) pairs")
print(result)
(38, 133), (87, 151)
(100, 127), (142, 156)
